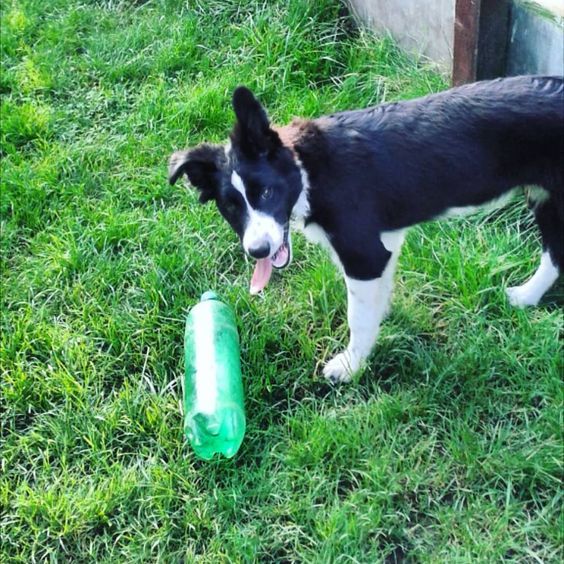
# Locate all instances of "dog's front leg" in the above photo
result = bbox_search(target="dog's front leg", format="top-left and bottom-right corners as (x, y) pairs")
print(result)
(322, 230), (404, 384)
(322, 277), (387, 383)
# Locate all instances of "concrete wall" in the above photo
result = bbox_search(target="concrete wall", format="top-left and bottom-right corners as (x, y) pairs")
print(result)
(533, 0), (564, 18)
(348, 0), (455, 71)
(348, 0), (563, 77)
(507, 1), (564, 76)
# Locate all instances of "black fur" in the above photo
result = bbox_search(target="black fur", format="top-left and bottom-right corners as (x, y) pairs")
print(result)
(292, 76), (564, 278)
(168, 144), (225, 203)
(170, 76), (564, 282)
(170, 87), (302, 247)
(231, 86), (282, 158)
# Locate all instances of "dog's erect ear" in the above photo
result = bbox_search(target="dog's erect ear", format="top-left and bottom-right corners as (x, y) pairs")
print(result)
(168, 144), (224, 203)
(231, 86), (280, 157)
(232, 86), (270, 138)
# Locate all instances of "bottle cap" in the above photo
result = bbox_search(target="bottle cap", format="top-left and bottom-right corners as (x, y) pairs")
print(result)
(200, 291), (219, 302)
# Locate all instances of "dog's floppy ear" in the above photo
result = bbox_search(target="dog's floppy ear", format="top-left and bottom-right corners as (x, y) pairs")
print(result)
(168, 144), (224, 203)
(231, 86), (280, 157)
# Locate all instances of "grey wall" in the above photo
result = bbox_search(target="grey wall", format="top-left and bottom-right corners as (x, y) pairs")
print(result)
(507, 1), (564, 76)
(348, 0), (564, 77)
(348, 0), (455, 71)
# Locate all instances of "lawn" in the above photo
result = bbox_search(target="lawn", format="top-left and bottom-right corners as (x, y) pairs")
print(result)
(1, 0), (562, 561)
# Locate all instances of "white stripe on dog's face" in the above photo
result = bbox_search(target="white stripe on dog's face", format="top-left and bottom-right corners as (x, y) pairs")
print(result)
(231, 171), (284, 256)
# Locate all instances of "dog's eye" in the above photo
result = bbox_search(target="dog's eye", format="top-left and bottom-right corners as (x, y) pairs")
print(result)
(261, 186), (273, 201)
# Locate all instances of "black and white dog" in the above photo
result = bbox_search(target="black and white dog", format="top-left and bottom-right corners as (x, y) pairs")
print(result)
(169, 76), (564, 383)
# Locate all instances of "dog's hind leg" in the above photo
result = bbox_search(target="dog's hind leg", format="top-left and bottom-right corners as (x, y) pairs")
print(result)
(323, 230), (405, 384)
(507, 197), (562, 307)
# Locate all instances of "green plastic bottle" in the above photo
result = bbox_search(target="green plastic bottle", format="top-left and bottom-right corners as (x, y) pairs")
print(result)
(183, 291), (246, 460)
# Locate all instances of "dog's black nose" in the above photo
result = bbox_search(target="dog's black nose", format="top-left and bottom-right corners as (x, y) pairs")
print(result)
(248, 243), (270, 259)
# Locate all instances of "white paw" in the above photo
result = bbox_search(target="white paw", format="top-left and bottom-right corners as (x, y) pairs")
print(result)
(323, 350), (360, 384)
(506, 286), (539, 308)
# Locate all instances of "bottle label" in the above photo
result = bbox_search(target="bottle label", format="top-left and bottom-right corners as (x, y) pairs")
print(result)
(189, 304), (218, 414)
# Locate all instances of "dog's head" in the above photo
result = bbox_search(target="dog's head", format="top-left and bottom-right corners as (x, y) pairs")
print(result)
(169, 87), (305, 293)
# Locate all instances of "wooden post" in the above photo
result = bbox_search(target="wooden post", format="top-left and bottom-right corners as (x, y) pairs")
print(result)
(452, 0), (511, 86)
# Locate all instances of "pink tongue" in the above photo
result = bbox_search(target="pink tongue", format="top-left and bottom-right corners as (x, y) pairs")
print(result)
(250, 258), (273, 295)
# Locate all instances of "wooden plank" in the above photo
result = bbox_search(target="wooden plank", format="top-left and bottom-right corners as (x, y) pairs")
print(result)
(452, 0), (511, 86)
(453, 0), (480, 85)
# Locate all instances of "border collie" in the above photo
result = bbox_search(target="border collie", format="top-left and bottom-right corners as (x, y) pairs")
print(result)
(169, 76), (563, 383)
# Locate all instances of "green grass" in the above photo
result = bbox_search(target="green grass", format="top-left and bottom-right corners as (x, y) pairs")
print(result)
(1, 0), (562, 561)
